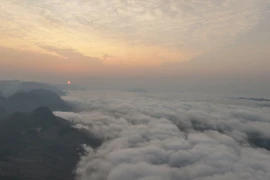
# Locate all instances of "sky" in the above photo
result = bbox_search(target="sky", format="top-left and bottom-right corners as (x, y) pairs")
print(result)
(0, 0), (270, 94)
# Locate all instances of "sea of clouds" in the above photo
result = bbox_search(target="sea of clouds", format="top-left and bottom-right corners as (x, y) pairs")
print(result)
(55, 91), (270, 180)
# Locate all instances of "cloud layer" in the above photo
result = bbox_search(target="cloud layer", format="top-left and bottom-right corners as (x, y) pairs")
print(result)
(1, 0), (269, 65)
(55, 91), (270, 180)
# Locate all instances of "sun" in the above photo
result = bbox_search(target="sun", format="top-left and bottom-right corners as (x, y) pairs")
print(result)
(67, 81), (71, 85)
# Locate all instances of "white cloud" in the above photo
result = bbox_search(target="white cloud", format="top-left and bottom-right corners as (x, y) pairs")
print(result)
(55, 91), (270, 180)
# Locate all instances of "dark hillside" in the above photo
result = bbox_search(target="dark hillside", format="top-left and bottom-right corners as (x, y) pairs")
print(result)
(0, 107), (101, 180)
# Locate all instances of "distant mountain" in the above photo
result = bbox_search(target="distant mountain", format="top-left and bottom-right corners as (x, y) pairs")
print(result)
(0, 89), (72, 113)
(127, 88), (148, 93)
(0, 95), (4, 101)
(0, 94), (8, 119)
(0, 107), (8, 119)
(237, 97), (270, 102)
(0, 80), (66, 97)
(55, 83), (87, 91)
(0, 107), (101, 180)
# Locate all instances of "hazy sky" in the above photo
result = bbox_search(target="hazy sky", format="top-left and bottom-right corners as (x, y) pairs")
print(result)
(0, 0), (270, 94)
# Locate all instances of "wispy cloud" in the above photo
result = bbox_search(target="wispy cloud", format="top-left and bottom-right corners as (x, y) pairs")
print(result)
(40, 45), (102, 65)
